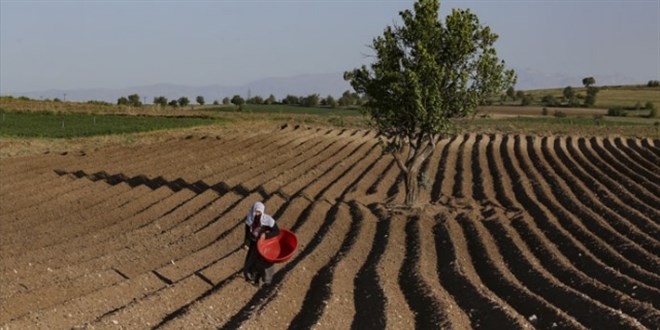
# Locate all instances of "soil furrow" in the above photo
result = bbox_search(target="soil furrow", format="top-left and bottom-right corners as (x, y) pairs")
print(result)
(517, 135), (660, 273)
(510, 135), (660, 285)
(436, 214), (527, 329)
(457, 211), (586, 329)
(611, 138), (660, 179)
(541, 136), (660, 250)
(553, 137), (660, 230)
(499, 136), (660, 301)
(574, 137), (660, 209)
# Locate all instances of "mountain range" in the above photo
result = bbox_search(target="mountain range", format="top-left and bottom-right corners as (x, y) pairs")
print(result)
(5, 69), (640, 103)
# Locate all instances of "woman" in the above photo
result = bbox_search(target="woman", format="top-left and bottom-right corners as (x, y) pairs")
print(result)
(243, 201), (279, 286)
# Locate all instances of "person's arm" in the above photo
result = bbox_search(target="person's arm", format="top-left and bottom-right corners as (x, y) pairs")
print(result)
(260, 222), (280, 239)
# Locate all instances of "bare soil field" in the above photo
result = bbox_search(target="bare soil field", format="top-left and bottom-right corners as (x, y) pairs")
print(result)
(1, 125), (659, 329)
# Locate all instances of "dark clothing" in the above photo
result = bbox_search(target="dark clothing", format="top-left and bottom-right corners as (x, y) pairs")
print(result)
(243, 221), (279, 286)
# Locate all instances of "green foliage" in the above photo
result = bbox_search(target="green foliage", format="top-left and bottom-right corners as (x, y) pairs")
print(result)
(345, 0), (514, 205)
(300, 94), (320, 107)
(542, 107), (548, 116)
(541, 95), (559, 107)
(282, 95), (299, 105)
(584, 86), (599, 107)
(247, 95), (264, 104)
(127, 94), (142, 107)
(222, 97), (230, 105)
(196, 96), (205, 105)
(178, 97), (190, 107)
(647, 80), (660, 87)
(117, 96), (128, 105)
(645, 101), (655, 110)
(521, 94), (533, 106)
(563, 86), (574, 100)
(582, 76), (595, 87)
(168, 100), (178, 107)
(231, 95), (245, 106)
(650, 107), (658, 118)
(608, 106), (626, 117)
(553, 110), (567, 118)
(212, 100), (219, 105)
(506, 86), (516, 100)
(153, 96), (168, 107)
(266, 94), (277, 105)
(0, 111), (222, 138)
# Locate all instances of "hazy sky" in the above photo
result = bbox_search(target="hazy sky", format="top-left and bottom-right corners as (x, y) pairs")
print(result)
(1, 0), (659, 93)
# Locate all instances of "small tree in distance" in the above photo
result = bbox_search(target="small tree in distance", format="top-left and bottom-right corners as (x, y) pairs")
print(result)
(178, 97), (190, 107)
(345, 0), (515, 206)
(582, 77), (595, 88)
(196, 96), (205, 105)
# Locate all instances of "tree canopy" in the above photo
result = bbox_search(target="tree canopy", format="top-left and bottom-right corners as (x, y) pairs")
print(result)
(345, 0), (515, 206)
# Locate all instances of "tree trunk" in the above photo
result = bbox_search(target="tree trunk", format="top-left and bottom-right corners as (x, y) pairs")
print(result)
(404, 167), (420, 206)
(397, 138), (438, 207)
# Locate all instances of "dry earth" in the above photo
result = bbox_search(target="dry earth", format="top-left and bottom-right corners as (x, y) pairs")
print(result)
(1, 124), (659, 329)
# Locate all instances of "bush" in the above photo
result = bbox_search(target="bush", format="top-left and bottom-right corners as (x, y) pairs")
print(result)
(647, 80), (660, 87)
(645, 101), (655, 110)
(608, 106), (627, 117)
(542, 107), (548, 116)
(553, 110), (567, 118)
(541, 95), (558, 107)
(650, 107), (658, 118)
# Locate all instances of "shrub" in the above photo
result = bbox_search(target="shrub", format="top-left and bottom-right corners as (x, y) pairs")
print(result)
(645, 101), (655, 110)
(647, 80), (660, 87)
(542, 107), (548, 116)
(541, 95), (558, 107)
(650, 107), (658, 118)
(608, 106), (626, 117)
(553, 110), (567, 118)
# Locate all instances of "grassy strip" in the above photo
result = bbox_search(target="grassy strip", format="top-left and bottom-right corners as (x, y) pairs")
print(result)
(0, 111), (225, 138)
(202, 104), (362, 116)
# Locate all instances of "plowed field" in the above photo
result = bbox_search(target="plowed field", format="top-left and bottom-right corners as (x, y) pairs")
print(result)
(1, 126), (659, 329)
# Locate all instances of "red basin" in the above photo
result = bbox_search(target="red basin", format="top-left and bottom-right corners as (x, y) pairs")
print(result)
(257, 228), (298, 263)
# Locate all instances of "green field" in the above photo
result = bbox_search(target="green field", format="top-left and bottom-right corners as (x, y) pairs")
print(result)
(203, 104), (362, 116)
(524, 85), (660, 109)
(0, 111), (224, 138)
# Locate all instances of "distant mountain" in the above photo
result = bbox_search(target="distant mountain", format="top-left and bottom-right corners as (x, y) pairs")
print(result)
(7, 69), (643, 102)
(9, 73), (353, 103)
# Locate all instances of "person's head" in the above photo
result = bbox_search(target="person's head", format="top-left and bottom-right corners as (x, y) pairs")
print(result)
(253, 202), (265, 219)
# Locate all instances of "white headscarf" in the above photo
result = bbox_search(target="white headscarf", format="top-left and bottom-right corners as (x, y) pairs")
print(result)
(245, 201), (275, 227)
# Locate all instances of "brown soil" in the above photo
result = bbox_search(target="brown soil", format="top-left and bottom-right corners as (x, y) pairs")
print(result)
(1, 124), (658, 329)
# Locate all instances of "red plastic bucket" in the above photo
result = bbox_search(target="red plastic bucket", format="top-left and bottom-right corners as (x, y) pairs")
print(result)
(257, 228), (298, 263)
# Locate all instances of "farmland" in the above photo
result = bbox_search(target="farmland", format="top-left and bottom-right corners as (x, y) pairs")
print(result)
(1, 125), (658, 329)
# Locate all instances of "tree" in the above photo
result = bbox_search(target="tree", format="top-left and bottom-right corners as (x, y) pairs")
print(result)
(196, 96), (205, 105)
(282, 95), (299, 105)
(168, 99), (178, 107)
(584, 87), (599, 107)
(506, 86), (516, 101)
(127, 94), (142, 107)
(301, 94), (320, 107)
(153, 96), (168, 107)
(248, 95), (264, 104)
(117, 97), (128, 105)
(231, 95), (245, 106)
(325, 95), (338, 108)
(222, 97), (230, 105)
(563, 86), (574, 101)
(541, 95), (558, 107)
(582, 76), (595, 88)
(266, 94), (277, 105)
(345, 0), (515, 206)
(178, 96), (190, 107)
(647, 80), (660, 87)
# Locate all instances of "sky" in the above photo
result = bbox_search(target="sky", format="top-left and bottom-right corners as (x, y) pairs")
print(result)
(1, 0), (659, 93)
